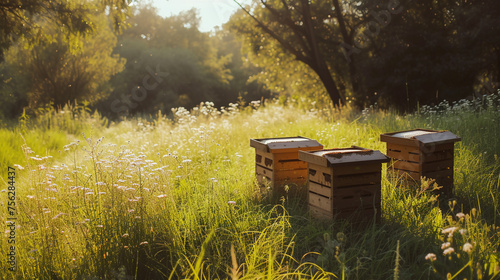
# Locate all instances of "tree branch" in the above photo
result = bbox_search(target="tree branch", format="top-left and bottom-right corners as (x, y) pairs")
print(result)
(232, 0), (309, 63)
(259, 0), (310, 52)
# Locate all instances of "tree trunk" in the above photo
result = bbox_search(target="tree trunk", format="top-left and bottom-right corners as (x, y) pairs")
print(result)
(301, 0), (343, 106)
(497, 49), (500, 92)
(312, 61), (343, 106)
(332, 0), (360, 104)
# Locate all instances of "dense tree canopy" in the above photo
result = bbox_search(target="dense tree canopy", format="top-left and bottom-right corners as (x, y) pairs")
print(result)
(97, 5), (269, 118)
(6, 14), (124, 109)
(0, 0), (129, 62)
(230, 0), (500, 110)
(0, 3), (269, 119)
(230, 0), (352, 106)
(356, 0), (500, 108)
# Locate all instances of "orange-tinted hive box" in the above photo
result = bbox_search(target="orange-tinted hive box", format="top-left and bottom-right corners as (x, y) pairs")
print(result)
(250, 137), (323, 194)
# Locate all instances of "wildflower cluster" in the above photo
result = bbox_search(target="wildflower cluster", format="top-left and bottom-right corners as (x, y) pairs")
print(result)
(361, 103), (379, 120)
(425, 208), (500, 279)
(173, 101), (244, 125)
(419, 94), (500, 115)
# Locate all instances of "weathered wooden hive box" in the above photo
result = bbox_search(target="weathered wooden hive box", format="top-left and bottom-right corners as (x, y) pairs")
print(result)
(250, 137), (323, 193)
(380, 129), (461, 195)
(299, 146), (389, 220)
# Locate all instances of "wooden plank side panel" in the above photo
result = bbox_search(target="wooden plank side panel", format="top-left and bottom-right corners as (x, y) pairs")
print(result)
(422, 159), (454, 173)
(256, 165), (274, 180)
(387, 167), (421, 180)
(274, 179), (308, 188)
(421, 143), (454, 153)
(331, 163), (381, 176)
(274, 159), (308, 171)
(255, 150), (274, 169)
(333, 172), (381, 188)
(332, 185), (381, 211)
(309, 204), (334, 220)
(309, 192), (332, 212)
(273, 152), (301, 162)
(387, 143), (421, 162)
(308, 164), (334, 187)
(274, 169), (308, 182)
(387, 150), (420, 162)
(309, 181), (332, 198)
(391, 160), (420, 173)
(422, 149), (454, 163)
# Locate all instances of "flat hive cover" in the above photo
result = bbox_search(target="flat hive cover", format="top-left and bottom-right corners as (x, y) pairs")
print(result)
(392, 130), (435, 138)
(381, 129), (461, 146)
(250, 136), (322, 152)
(260, 137), (310, 144)
(299, 147), (390, 167)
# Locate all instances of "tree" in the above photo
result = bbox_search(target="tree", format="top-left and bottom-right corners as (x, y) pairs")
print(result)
(0, 0), (130, 62)
(2, 9), (125, 111)
(356, 0), (500, 109)
(211, 28), (272, 104)
(230, 0), (350, 106)
(101, 5), (249, 118)
(231, 0), (500, 110)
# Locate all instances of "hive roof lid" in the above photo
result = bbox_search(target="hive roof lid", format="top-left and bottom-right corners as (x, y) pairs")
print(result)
(250, 136), (322, 153)
(299, 146), (390, 167)
(392, 130), (435, 138)
(381, 129), (461, 146)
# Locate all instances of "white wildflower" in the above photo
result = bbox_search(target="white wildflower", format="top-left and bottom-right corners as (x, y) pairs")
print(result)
(443, 248), (455, 255)
(441, 242), (451, 249)
(425, 253), (437, 261)
(462, 243), (473, 253)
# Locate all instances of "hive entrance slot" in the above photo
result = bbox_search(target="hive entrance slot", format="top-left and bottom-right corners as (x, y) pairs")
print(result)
(256, 154), (262, 162)
(279, 159), (302, 163)
(323, 173), (332, 183)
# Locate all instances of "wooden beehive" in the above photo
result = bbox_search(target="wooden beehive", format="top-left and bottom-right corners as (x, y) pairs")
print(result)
(299, 146), (390, 220)
(250, 136), (323, 194)
(380, 129), (461, 195)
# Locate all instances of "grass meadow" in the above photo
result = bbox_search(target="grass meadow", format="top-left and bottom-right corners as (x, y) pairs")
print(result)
(1, 96), (499, 279)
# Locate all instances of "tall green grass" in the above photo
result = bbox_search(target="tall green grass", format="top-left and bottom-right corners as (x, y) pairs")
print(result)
(1, 97), (499, 279)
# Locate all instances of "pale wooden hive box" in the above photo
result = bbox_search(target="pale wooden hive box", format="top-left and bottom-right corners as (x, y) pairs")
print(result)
(380, 129), (461, 195)
(250, 136), (323, 194)
(299, 146), (389, 220)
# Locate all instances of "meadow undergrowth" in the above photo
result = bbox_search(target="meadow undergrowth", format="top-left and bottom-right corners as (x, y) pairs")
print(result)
(1, 97), (499, 279)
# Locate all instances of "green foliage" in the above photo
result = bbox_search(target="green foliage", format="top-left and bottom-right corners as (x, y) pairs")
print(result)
(354, 0), (499, 109)
(98, 5), (269, 119)
(229, 0), (500, 110)
(3, 11), (124, 110)
(229, 0), (349, 106)
(0, 0), (130, 62)
(0, 102), (107, 171)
